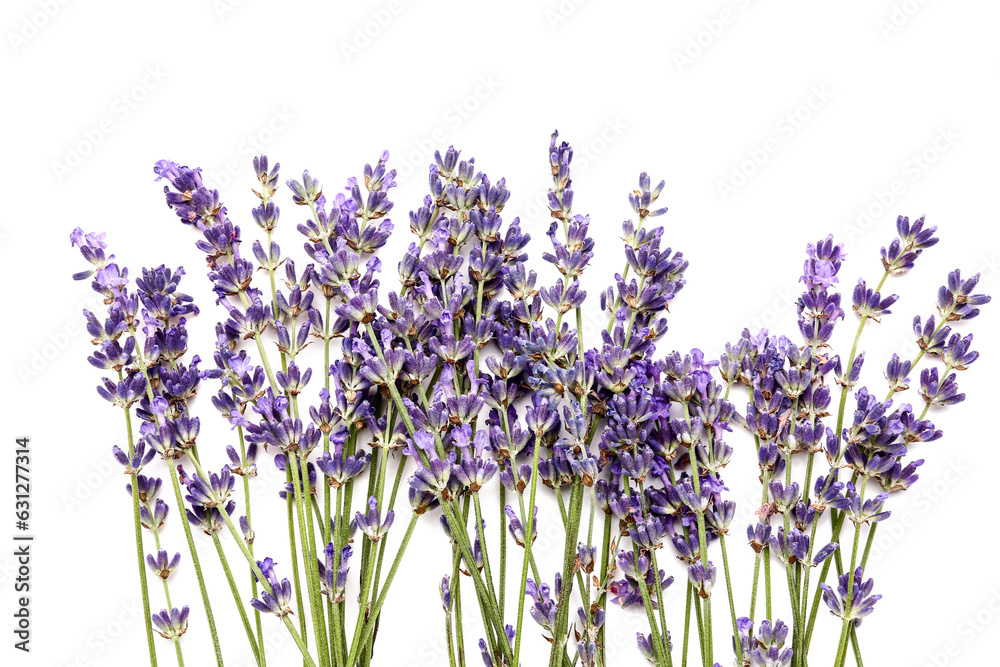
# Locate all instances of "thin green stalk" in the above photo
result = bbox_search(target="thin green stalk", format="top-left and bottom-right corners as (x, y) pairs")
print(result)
(181, 444), (312, 665)
(749, 551), (763, 622)
(764, 548), (772, 621)
(784, 563), (802, 664)
(514, 436), (543, 666)
(719, 535), (741, 664)
(166, 465), (225, 667)
(121, 404), (158, 667)
(362, 323), (511, 664)
(549, 484), (586, 667)
(142, 499), (184, 666)
(285, 467), (309, 660)
(445, 608), (458, 667)
(499, 482), (507, 617)
(452, 546), (467, 667)
(834, 479), (867, 667)
(681, 582), (693, 667)
(345, 516), (419, 667)
(289, 451), (332, 667)
(368, 453), (408, 602)
(631, 543), (670, 667)
(211, 533), (263, 666)
(850, 627), (863, 667)
(648, 547), (672, 662)
(472, 493), (498, 604)
(125, 328), (223, 666)
(681, 403), (713, 665)
(363, 454), (406, 659)
(213, 491), (317, 667)
(237, 426), (266, 667)
(347, 532), (380, 662)
(597, 509), (613, 663)
(693, 594), (705, 666)
(803, 510), (847, 651)
(639, 481), (671, 658)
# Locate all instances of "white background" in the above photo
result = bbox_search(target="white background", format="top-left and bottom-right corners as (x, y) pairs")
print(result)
(2, 1), (999, 666)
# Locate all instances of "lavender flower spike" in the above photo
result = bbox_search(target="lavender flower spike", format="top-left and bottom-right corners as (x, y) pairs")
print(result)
(820, 567), (882, 626)
(353, 496), (394, 542)
(151, 606), (190, 640)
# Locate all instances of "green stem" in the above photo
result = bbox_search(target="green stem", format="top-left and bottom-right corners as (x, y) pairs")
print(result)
(212, 489), (317, 667)
(749, 551), (762, 623)
(124, 328), (223, 666)
(804, 510), (847, 652)
(238, 426), (266, 667)
(211, 533), (263, 666)
(681, 582), (693, 667)
(632, 543), (670, 667)
(681, 403), (712, 664)
(289, 451), (332, 667)
(472, 492), (498, 604)
(285, 467), (309, 661)
(345, 516), (419, 667)
(166, 465), (225, 667)
(452, 547), (467, 667)
(834, 479), (867, 667)
(122, 405), (158, 667)
(362, 323), (511, 664)
(445, 610), (458, 667)
(693, 594), (705, 666)
(142, 502), (183, 666)
(719, 535), (741, 663)
(764, 548), (772, 620)
(499, 482), (507, 618)
(549, 484), (585, 667)
(514, 436), (543, 666)
(597, 509), (613, 664)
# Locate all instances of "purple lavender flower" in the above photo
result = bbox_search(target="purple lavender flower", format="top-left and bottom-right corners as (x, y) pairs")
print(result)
(937, 269), (990, 321)
(820, 567), (881, 626)
(687, 561), (717, 598)
(146, 550), (181, 579)
(880, 214), (938, 273)
(151, 606), (190, 640)
(919, 367), (965, 407)
(851, 278), (898, 322)
(829, 483), (890, 524)
(353, 496), (394, 542)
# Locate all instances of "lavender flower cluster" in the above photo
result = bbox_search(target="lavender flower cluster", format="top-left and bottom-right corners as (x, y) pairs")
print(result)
(71, 133), (989, 667)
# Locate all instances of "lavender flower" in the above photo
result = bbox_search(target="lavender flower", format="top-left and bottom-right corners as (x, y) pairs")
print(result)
(820, 567), (881, 626)
(151, 606), (190, 640)
(66, 136), (991, 667)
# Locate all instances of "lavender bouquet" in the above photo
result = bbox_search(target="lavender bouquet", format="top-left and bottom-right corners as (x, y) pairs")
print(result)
(71, 132), (989, 667)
